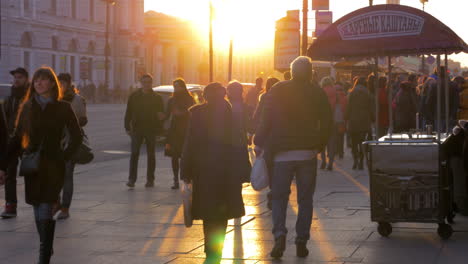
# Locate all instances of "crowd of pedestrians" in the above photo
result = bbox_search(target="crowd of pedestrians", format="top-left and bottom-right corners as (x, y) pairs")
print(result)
(0, 58), (467, 264)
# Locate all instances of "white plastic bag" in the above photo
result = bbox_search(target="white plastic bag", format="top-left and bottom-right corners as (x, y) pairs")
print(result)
(181, 182), (193, 227)
(250, 155), (269, 191)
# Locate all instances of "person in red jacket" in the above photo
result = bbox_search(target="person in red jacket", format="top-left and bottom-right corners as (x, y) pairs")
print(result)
(320, 76), (347, 170)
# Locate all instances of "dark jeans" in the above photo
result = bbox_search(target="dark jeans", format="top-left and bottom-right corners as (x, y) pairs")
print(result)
(172, 157), (180, 184)
(336, 132), (345, 157)
(4, 158), (18, 204)
(321, 125), (338, 165)
(350, 132), (367, 162)
(271, 159), (317, 243)
(61, 161), (75, 209)
(203, 218), (228, 257)
(129, 132), (156, 183)
(33, 203), (54, 221)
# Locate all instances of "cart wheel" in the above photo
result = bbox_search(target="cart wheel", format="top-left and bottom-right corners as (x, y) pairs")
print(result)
(437, 224), (453, 240)
(377, 222), (392, 237)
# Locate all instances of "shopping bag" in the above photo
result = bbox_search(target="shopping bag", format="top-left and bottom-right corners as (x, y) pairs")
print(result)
(250, 155), (269, 191)
(72, 134), (94, 164)
(181, 182), (193, 227)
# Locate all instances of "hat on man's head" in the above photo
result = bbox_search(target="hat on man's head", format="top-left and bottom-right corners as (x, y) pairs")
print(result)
(9, 67), (29, 78)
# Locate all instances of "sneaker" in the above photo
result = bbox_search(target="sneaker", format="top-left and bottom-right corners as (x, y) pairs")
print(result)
(145, 181), (154, 188)
(171, 183), (179, 190)
(57, 208), (70, 220)
(1, 203), (17, 219)
(296, 242), (309, 258)
(126, 181), (135, 188)
(326, 164), (333, 171)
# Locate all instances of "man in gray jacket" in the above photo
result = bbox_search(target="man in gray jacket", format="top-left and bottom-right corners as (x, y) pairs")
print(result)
(254, 56), (332, 259)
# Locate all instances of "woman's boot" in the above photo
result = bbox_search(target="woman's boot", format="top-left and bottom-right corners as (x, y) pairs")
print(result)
(37, 220), (55, 264)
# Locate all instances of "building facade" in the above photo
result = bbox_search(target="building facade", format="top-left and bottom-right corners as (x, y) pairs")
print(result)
(0, 0), (145, 92)
(144, 11), (205, 86)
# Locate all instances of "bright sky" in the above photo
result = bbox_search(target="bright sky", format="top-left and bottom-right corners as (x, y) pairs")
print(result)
(145, 0), (468, 66)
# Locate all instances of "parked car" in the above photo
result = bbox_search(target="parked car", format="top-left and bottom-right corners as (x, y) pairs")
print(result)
(0, 84), (11, 104)
(153, 84), (205, 138)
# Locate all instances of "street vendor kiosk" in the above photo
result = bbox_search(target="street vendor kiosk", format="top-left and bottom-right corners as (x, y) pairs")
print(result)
(307, 4), (468, 239)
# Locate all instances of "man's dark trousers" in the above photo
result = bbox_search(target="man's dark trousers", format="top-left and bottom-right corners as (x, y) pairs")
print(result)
(5, 158), (18, 204)
(128, 132), (156, 184)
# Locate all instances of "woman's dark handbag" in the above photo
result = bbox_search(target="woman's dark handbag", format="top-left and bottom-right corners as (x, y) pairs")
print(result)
(19, 143), (43, 177)
(72, 134), (94, 164)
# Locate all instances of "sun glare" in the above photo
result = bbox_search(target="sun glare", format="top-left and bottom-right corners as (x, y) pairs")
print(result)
(145, 0), (300, 55)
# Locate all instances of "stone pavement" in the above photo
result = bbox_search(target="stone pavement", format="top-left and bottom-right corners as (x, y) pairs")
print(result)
(1, 148), (468, 264)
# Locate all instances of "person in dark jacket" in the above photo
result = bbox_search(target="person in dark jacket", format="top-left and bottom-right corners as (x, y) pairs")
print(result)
(56, 73), (88, 220)
(0, 67), (83, 264)
(165, 78), (195, 190)
(245, 77), (263, 110)
(345, 77), (374, 170)
(252, 77), (279, 131)
(254, 56), (332, 259)
(124, 74), (164, 188)
(0, 104), (7, 182)
(377, 77), (389, 138)
(226, 81), (253, 183)
(180, 82), (247, 264)
(1, 67), (29, 218)
(425, 67), (458, 131)
(393, 81), (418, 133)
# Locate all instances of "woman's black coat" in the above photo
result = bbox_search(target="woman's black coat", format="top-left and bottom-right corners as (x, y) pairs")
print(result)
(0, 98), (82, 205)
(180, 101), (246, 221)
(165, 96), (194, 158)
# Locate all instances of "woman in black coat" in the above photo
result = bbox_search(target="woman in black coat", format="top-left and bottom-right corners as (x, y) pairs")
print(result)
(165, 78), (195, 190)
(0, 67), (82, 264)
(180, 83), (246, 264)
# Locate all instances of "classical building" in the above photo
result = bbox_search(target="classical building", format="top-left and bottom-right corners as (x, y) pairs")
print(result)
(144, 11), (206, 86)
(0, 0), (145, 91)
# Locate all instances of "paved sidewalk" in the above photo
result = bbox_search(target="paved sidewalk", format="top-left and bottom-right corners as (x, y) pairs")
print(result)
(1, 149), (468, 264)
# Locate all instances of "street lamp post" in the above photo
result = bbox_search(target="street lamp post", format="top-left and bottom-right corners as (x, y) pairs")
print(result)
(209, 1), (214, 83)
(103, 0), (115, 90)
(301, 0), (308, 56)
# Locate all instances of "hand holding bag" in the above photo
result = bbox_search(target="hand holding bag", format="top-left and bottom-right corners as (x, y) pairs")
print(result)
(19, 142), (43, 177)
(250, 154), (269, 191)
(181, 181), (193, 227)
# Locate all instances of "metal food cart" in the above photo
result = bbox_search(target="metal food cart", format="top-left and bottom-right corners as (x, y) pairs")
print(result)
(307, 4), (468, 239)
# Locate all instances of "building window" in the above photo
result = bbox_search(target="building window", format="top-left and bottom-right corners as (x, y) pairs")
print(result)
(71, 56), (76, 78)
(90, 0), (94, 21)
(69, 39), (78, 53)
(52, 54), (57, 70)
(88, 58), (93, 80)
(24, 0), (30, 11)
(52, 36), (58, 50)
(71, 0), (77, 19)
(24, 52), (31, 71)
(51, 0), (57, 15)
(21, 32), (33, 48)
(88, 41), (95, 54)
(133, 46), (139, 57)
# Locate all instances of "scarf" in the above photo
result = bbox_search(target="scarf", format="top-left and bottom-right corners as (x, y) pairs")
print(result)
(34, 94), (53, 110)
